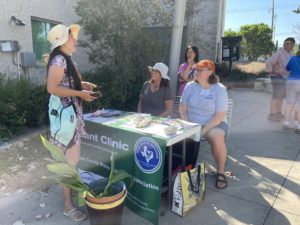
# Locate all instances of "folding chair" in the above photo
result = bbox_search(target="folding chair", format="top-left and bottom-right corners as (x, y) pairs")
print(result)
(172, 95), (181, 118)
(225, 98), (233, 143)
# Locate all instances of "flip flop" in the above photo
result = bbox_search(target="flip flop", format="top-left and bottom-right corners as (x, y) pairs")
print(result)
(63, 208), (86, 222)
(215, 173), (227, 189)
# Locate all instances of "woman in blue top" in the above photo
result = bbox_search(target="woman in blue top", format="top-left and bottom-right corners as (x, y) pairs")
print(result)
(180, 60), (229, 189)
(284, 50), (300, 133)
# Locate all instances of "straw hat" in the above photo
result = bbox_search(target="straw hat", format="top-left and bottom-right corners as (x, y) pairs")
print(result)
(47, 24), (80, 52)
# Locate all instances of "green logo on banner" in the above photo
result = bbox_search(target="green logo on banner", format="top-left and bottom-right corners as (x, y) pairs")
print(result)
(134, 137), (162, 174)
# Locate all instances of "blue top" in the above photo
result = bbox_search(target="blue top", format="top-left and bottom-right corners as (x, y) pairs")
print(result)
(286, 56), (300, 80)
(180, 81), (228, 125)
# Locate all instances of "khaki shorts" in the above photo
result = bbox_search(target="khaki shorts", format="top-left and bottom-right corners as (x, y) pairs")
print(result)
(271, 77), (286, 99)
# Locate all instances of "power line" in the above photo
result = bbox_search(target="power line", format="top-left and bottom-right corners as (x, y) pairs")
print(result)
(271, 0), (275, 42)
(227, 5), (292, 14)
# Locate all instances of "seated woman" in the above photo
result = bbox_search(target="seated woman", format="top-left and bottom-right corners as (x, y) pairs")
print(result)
(180, 60), (229, 189)
(137, 63), (173, 117)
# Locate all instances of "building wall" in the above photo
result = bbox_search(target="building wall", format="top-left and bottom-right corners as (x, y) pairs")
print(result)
(0, 0), (92, 84)
(187, 0), (226, 61)
(0, 0), (226, 83)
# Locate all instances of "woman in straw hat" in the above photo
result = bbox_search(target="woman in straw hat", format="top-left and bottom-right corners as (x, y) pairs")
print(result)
(46, 24), (98, 222)
(180, 60), (229, 189)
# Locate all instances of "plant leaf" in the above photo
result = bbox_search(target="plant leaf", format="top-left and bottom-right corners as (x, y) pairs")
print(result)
(74, 191), (86, 207)
(110, 170), (132, 185)
(109, 153), (115, 180)
(47, 163), (78, 177)
(40, 135), (67, 162)
(57, 176), (88, 192)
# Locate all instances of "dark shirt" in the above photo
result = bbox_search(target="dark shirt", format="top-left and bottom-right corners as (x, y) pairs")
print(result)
(140, 81), (172, 116)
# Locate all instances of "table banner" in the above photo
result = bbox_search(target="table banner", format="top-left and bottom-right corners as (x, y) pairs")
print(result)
(79, 120), (167, 225)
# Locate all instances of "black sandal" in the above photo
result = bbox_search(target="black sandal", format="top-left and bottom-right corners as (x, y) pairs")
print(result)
(295, 129), (300, 134)
(215, 173), (227, 189)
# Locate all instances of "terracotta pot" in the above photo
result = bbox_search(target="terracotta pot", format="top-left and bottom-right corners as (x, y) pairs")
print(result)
(85, 181), (127, 225)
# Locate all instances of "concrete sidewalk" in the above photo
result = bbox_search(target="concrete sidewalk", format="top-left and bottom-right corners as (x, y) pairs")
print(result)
(0, 88), (300, 225)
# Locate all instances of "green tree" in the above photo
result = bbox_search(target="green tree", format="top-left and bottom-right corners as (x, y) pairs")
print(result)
(224, 29), (240, 37)
(240, 23), (274, 60)
(75, 0), (173, 110)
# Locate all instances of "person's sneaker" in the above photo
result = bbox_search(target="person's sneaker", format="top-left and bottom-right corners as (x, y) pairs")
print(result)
(282, 121), (290, 130)
(268, 113), (281, 122)
(275, 112), (285, 120)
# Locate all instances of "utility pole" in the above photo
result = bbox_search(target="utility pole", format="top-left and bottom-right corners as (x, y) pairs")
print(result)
(168, 0), (187, 96)
(271, 0), (275, 42)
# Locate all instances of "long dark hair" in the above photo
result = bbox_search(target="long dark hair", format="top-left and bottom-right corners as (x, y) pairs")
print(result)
(46, 48), (82, 91)
(184, 46), (199, 63)
(160, 78), (169, 88)
(150, 78), (169, 88)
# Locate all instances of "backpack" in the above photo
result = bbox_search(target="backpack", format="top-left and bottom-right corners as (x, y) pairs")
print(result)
(48, 95), (77, 147)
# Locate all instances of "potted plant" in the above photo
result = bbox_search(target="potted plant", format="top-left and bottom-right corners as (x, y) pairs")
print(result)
(40, 136), (132, 225)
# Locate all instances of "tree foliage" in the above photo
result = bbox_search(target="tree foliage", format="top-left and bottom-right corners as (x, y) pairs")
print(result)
(224, 29), (239, 37)
(240, 23), (274, 60)
(75, 0), (173, 110)
(224, 23), (274, 61)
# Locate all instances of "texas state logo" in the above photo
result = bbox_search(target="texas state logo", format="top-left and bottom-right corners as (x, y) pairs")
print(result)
(134, 137), (162, 174)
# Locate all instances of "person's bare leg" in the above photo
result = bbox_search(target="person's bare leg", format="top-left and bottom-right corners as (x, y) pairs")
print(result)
(277, 98), (284, 115)
(63, 144), (80, 212)
(283, 103), (295, 127)
(205, 129), (227, 174)
(206, 129), (227, 189)
(270, 98), (278, 114)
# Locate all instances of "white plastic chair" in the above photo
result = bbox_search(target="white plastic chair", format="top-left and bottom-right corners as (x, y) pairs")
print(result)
(225, 98), (233, 143)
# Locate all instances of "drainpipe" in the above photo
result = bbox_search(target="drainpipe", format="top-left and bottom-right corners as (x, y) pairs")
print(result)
(168, 0), (187, 96)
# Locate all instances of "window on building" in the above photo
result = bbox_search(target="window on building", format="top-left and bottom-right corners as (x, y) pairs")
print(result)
(31, 19), (57, 64)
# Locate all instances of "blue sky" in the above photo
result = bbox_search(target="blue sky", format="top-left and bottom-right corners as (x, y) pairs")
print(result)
(225, 0), (300, 47)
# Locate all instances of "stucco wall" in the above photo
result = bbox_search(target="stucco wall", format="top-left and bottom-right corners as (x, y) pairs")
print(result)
(0, 0), (92, 83)
(186, 0), (226, 61)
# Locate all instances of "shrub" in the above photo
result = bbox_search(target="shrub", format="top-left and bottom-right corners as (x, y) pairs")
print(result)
(76, 0), (173, 113)
(0, 78), (48, 139)
(217, 62), (268, 84)
(81, 66), (145, 112)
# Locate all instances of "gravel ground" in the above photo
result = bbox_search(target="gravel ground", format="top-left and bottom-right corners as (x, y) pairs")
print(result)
(0, 131), (51, 198)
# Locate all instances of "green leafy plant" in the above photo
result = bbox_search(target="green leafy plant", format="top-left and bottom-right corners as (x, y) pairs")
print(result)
(0, 78), (48, 139)
(41, 135), (132, 205)
(76, 0), (173, 111)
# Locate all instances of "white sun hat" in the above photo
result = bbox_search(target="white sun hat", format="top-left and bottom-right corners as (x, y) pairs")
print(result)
(147, 63), (170, 80)
(47, 24), (80, 52)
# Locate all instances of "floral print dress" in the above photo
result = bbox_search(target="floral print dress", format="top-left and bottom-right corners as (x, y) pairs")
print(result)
(49, 55), (85, 151)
